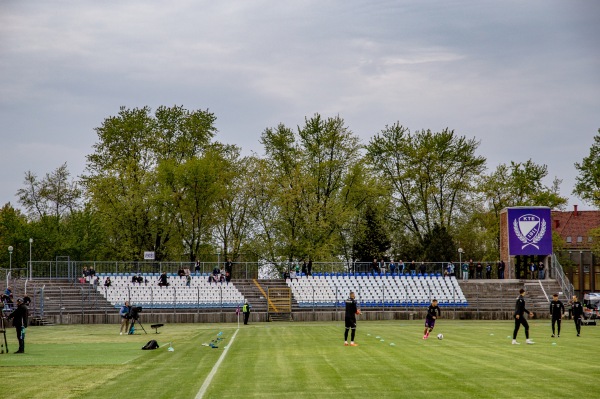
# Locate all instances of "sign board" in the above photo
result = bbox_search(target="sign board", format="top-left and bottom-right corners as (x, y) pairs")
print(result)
(144, 251), (155, 260)
(507, 207), (552, 256)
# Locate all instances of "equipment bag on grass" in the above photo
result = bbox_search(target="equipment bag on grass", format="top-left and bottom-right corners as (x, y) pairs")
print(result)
(142, 340), (159, 350)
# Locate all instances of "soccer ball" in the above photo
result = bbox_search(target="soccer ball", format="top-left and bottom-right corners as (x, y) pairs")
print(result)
(437, 333), (444, 340)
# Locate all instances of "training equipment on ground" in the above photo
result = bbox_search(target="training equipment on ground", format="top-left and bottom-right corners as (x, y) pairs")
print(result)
(437, 333), (444, 340)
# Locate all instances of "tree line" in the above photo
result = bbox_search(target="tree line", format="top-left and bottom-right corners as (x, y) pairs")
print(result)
(1, 106), (599, 272)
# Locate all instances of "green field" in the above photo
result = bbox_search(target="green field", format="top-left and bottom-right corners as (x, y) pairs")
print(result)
(0, 319), (597, 398)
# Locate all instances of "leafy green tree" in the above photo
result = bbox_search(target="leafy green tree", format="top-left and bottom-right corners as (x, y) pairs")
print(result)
(422, 223), (455, 262)
(573, 128), (600, 207)
(254, 114), (368, 267)
(366, 124), (486, 247)
(82, 106), (216, 260)
(352, 203), (391, 262)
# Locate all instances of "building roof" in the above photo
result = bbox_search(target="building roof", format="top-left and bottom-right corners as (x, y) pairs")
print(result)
(552, 205), (600, 249)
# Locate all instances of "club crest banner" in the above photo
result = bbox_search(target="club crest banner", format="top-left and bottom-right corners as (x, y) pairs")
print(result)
(507, 208), (552, 255)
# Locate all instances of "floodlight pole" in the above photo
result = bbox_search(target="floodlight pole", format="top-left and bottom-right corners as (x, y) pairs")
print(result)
(29, 238), (33, 279)
(8, 246), (13, 273)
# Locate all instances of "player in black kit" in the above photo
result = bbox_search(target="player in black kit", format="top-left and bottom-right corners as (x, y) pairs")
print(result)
(571, 295), (584, 337)
(423, 299), (441, 339)
(549, 293), (565, 337)
(344, 291), (361, 346)
(513, 288), (535, 345)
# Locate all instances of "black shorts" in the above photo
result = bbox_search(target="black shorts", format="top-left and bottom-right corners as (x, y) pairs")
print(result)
(345, 317), (356, 329)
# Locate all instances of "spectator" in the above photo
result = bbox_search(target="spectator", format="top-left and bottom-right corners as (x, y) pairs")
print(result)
(419, 262), (426, 276)
(104, 277), (112, 287)
(476, 262), (483, 279)
(89, 267), (96, 277)
(498, 260), (505, 279)
(485, 263), (492, 279)
(158, 272), (169, 287)
(398, 260), (405, 274)
(461, 262), (469, 281)
(469, 259), (474, 279)
(307, 259), (313, 276)
(194, 260), (201, 274)
(529, 262), (537, 280)
(301, 259), (308, 275)
(389, 260), (396, 275)
(178, 268), (185, 277)
(186, 274), (191, 287)
(538, 262), (545, 280)
(379, 259), (386, 275)
(371, 258), (379, 276)
(409, 260), (416, 276)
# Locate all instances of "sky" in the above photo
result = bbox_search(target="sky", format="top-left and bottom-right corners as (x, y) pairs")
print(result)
(1, 0), (599, 211)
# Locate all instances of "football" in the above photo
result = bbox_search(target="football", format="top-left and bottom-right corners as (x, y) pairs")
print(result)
(437, 333), (444, 340)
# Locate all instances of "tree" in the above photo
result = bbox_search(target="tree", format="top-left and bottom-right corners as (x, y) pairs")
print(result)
(352, 203), (391, 262)
(82, 106), (216, 260)
(254, 114), (369, 267)
(366, 124), (486, 247)
(573, 128), (600, 207)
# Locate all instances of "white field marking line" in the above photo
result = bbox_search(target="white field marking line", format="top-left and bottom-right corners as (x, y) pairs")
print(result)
(195, 328), (240, 399)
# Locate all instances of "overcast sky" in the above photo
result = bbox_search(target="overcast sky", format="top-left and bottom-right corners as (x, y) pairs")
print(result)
(1, 0), (599, 211)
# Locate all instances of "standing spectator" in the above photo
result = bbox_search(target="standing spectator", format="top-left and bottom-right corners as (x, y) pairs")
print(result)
(7, 297), (28, 353)
(307, 259), (313, 276)
(409, 260), (416, 276)
(538, 262), (545, 280)
(301, 259), (308, 275)
(119, 301), (130, 335)
(82, 266), (89, 282)
(447, 262), (455, 277)
(398, 260), (405, 274)
(194, 260), (201, 274)
(423, 299), (441, 340)
(461, 262), (469, 281)
(571, 295), (584, 337)
(225, 258), (233, 277)
(419, 262), (426, 276)
(485, 263), (492, 279)
(549, 293), (565, 338)
(371, 258), (379, 276)
(344, 291), (361, 346)
(389, 260), (396, 275)
(379, 259), (386, 275)
(512, 288), (535, 345)
(242, 299), (252, 325)
(468, 260), (475, 279)
(89, 267), (96, 277)
(497, 260), (505, 279)
(529, 262), (537, 280)
(476, 262), (483, 279)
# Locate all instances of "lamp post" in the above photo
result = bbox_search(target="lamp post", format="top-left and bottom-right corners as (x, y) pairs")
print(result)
(8, 245), (13, 273)
(217, 247), (221, 267)
(29, 238), (33, 279)
(458, 248), (464, 265)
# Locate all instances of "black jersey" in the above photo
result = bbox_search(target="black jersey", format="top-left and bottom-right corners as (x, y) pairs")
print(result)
(550, 300), (565, 319)
(514, 296), (529, 317)
(345, 298), (358, 319)
(426, 305), (440, 320)
(572, 301), (584, 318)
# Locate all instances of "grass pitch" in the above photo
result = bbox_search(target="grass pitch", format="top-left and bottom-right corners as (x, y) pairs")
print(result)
(0, 319), (598, 398)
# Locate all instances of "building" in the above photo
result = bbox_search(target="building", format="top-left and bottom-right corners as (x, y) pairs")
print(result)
(552, 205), (600, 297)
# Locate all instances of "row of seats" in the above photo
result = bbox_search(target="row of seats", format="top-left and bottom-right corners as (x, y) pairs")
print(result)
(286, 275), (467, 308)
(94, 274), (245, 308)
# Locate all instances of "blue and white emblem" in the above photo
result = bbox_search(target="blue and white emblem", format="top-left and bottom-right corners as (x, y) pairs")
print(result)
(512, 214), (547, 250)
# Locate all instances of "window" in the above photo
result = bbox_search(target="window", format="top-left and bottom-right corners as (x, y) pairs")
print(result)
(589, 236), (593, 243)
(566, 236), (572, 243)
(577, 236), (583, 243)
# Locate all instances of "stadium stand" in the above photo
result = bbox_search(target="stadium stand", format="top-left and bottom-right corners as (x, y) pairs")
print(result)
(94, 273), (246, 309)
(286, 273), (468, 308)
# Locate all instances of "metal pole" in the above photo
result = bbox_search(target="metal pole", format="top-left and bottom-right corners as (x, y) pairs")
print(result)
(29, 238), (33, 279)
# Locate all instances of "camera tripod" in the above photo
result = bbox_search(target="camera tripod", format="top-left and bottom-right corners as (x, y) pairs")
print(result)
(128, 317), (148, 335)
(0, 316), (9, 354)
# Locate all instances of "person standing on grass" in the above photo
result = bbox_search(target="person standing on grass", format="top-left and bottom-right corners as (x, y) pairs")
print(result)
(549, 293), (565, 337)
(512, 288), (535, 345)
(119, 301), (130, 335)
(423, 299), (440, 340)
(7, 297), (28, 353)
(242, 299), (251, 325)
(571, 295), (584, 337)
(344, 291), (361, 346)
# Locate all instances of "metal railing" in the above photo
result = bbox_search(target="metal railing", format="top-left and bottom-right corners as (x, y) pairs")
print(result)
(551, 254), (574, 300)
